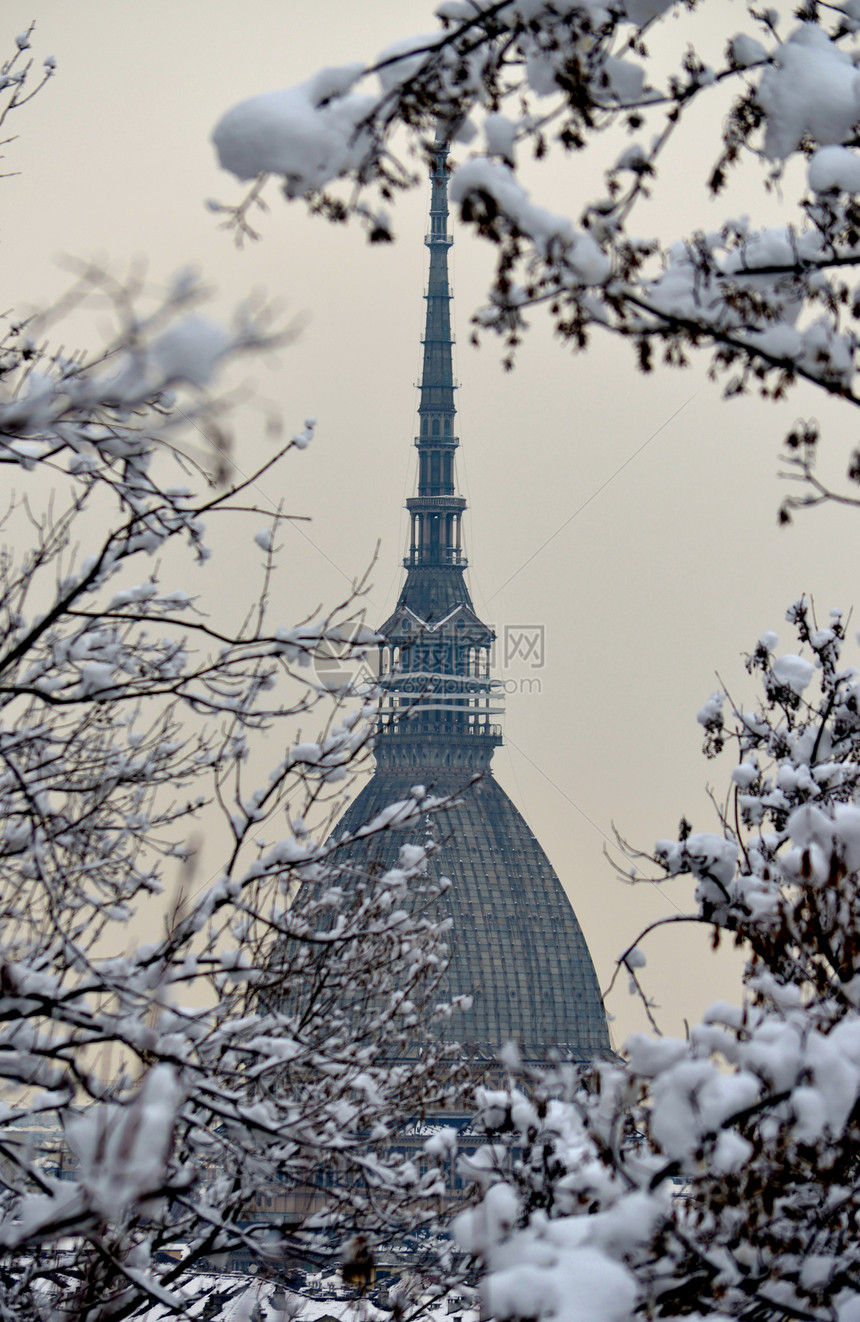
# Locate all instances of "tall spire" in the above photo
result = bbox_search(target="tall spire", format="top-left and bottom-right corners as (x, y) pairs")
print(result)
(375, 134), (503, 773)
(406, 134), (466, 588)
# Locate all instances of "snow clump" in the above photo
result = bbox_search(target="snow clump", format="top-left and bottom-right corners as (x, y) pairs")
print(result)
(212, 67), (376, 195)
(757, 24), (860, 161)
(808, 145), (860, 193)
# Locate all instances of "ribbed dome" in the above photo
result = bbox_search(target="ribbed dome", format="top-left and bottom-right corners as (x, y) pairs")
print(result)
(332, 768), (611, 1064)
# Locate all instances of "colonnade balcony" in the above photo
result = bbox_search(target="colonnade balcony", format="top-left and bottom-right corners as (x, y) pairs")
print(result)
(378, 714), (503, 742)
(403, 550), (467, 568)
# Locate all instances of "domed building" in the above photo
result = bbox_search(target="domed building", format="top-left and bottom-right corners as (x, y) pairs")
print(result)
(332, 138), (610, 1067)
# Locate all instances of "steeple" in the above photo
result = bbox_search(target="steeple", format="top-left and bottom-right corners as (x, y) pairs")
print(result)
(408, 134), (463, 582)
(376, 135), (502, 774)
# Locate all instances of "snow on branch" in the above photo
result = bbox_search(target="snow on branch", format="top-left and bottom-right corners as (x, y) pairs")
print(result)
(211, 1), (860, 510)
(445, 595), (860, 1322)
(0, 31), (472, 1318)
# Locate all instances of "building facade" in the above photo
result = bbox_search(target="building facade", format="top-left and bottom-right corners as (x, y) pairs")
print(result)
(332, 137), (610, 1067)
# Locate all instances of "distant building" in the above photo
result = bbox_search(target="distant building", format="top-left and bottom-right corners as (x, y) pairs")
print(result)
(332, 136), (610, 1067)
(240, 136), (611, 1282)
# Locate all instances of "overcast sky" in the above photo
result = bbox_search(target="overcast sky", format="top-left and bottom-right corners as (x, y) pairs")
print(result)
(6, 1), (860, 1047)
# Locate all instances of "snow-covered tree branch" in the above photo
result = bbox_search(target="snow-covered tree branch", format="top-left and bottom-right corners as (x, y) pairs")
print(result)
(0, 30), (469, 1322)
(212, 0), (860, 516)
(441, 597), (860, 1322)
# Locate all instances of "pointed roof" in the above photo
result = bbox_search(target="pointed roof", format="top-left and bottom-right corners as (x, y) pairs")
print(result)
(389, 135), (479, 626)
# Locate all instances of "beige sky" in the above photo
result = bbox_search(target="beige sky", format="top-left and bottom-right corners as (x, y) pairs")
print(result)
(5, 1), (859, 1048)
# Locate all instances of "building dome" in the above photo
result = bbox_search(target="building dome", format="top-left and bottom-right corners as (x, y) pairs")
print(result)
(332, 767), (611, 1063)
